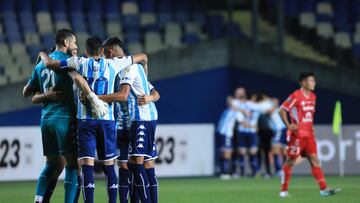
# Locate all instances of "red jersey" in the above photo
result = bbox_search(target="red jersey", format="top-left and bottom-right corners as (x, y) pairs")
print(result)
(280, 89), (316, 137)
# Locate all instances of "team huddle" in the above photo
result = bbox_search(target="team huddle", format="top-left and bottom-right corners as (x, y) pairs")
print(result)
(22, 29), (159, 203)
(217, 72), (341, 197)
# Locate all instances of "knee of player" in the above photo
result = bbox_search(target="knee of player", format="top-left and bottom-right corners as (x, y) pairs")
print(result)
(117, 161), (128, 169)
(144, 160), (155, 169)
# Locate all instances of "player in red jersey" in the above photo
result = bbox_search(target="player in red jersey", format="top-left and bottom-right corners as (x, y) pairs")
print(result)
(278, 72), (340, 197)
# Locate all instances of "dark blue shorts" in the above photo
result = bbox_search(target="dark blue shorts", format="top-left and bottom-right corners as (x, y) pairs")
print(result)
(129, 120), (158, 160)
(272, 129), (287, 146)
(77, 119), (117, 161)
(237, 131), (258, 149)
(220, 134), (233, 151)
(117, 129), (130, 162)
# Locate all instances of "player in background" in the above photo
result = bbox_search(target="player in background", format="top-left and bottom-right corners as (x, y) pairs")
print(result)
(234, 91), (274, 177)
(279, 72), (340, 197)
(101, 37), (160, 203)
(270, 98), (287, 176)
(96, 50), (159, 203)
(217, 95), (244, 180)
(256, 94), (276, 178)
(38, 36), (148, 203)
(22, 29), (79, 203)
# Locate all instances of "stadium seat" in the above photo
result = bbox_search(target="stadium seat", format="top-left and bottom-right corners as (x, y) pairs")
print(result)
(140, 13), (157, 27)
(164, 22), (182, 48)
(36, 12), (54, 34)
(207, 15), (225, 38)
(127, 42), (144, 54)
(24, 32), (40, 46)
(144, 31), (164, 53)
(10, 43), (27, 56)
(139, 0), (155, 12)
(27, 44), (42, 62)
(0, 75), (7, 86)
(316, 23), (334, 39)
(76, 32), (90, 55)
(316, 2), (333, 16)
(182, 33), (200, 45)
(122, 2), (139, 15)
(125, 30), (141, 43)
(106, 22), (123, 38)
(41, 34), (55, 50)
(55, 21), (71, 30)
(53, 13), (67, 23)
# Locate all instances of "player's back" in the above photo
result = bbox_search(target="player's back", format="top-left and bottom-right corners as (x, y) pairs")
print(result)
(30, 51), (75, 120)
(122, 64), (158, 121)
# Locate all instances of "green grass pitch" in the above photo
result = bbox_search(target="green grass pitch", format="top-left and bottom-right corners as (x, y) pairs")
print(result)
(0, 176), (358, 203)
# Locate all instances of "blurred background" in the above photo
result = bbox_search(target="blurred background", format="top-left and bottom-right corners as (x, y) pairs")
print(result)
(0, 0), (359, 182)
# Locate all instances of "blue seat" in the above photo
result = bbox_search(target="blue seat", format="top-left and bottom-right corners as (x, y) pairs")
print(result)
(69, 0), (84, 13)
(158, 0), (173, 13)
(299, 0), (315, 12)
(105, 13), (121, 22)
(284, 0), (299, 18)
(226, 23), (246, 39)
(53, 13), (67, 22)
(27, 44), (43, 62)
(0, 0), (15, 12)
(41, 34), (54, 49)
(49, 0), (66, 13)
(175, 1), (190, 24)
(17, 0), (32, 12)
(352, 44), (360, 58)
(34, 0), (49, 12)
(71, 21), (87, 33)
(144, 24), (160, 32)
(139, 0), (155, 12)
(158, 12), (172, 27)
(126, 30), (141, 43)
(182, 33), (199, 45)
(123, 15), (140, 31)
(316, 14), (332, 23)
(207, 15), (225, 38)
(104, 0), (120, 13)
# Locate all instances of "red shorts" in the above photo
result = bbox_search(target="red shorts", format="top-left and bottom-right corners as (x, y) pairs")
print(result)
(286, 134), (317, 159)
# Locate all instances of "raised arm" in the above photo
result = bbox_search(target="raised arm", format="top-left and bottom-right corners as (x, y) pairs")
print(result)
(38, 52), (62, 71)
(98, 84), (131, 103)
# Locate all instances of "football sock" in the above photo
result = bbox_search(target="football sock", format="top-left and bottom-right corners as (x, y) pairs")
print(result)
(103, 165), (118, 203)
(133, 164), (150, 203)
(146, 168), (158, 203)
(35, 162), (58, 203)
(311, 166), (327, 190)
(221, 158), (230, 174)
(281, 165), (292, 192)
(274, 154), (282, 173)
(238, 155), (245, 176)
(64, 166), (78, 203)
(118, 167), (130, 203)
(82, 165), (95, 203)
(249, 154), (258, 176)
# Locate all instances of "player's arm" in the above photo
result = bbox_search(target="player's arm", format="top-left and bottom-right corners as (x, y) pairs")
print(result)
(23, 84), (35, 97)
(137, 89), (160, 106)
(31, 89), (66, 104)
(279, 94), (298, 132)
(98, 84), (131, 102)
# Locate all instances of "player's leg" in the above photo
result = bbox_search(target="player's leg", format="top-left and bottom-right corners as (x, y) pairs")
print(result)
(35, 119), (64, 203)
(129, 121), (151, 203)
(117, 129), (131, 203)
(272, 143), (282, 175)
(305, 137), (341, 196)
(220, 135), (233, 179)
(237, 132), (246, 177)
(56, 119), (79, 203)
(279, 135), (299, 197)
(77, 120), (97, 203)
(143, 121), (158, 203)
(35, 155), (64, 203)
(98, 120), (118, 203)
(144, 160), (158, 203)
(249, 133), (259, 177)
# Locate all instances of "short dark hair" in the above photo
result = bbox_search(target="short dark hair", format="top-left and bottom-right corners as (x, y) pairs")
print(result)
(102, 37), (123, 49)
(55, 29), (75, 47)
(86, 36), (102, 55)
(299, 71), (316, 82)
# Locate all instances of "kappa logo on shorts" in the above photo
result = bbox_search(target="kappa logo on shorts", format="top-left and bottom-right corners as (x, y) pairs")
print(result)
(138, 125), (146, 130)
(138, 131), (145, 136)
(137, 143), (144, 148)
(137, 137), (145, 142)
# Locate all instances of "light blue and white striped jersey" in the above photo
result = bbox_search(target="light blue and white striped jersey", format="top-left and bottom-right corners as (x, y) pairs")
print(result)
(60, 56), (133, 120)
(120, 63), (158, 121)
(271, 108), (286, 131)
(114, 72), (131, 130)
(217, 107), (244, 137)
(236, 100), (273, 133)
